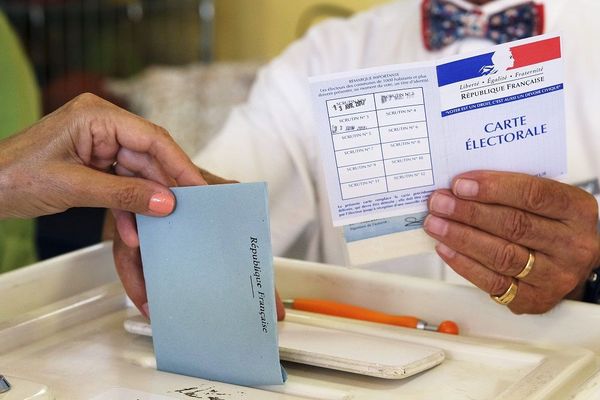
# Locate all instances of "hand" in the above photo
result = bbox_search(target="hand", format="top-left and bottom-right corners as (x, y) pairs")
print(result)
(0, 93), (206, 218)
(0, 93), (209, 317)
(112, 168), (287, 320)
(423, 171), (600, 314)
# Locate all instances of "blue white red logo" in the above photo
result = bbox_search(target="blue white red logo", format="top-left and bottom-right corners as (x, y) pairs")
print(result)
(437, 36), (561, 86)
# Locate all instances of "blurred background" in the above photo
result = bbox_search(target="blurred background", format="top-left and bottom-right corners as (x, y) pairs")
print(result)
(0, 0), (389, 273)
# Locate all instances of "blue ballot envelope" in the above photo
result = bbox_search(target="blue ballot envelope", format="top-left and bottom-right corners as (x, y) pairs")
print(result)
(136, 183), (286, 386)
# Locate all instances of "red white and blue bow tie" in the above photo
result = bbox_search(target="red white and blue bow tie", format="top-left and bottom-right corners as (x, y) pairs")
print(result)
(422, 0), (544, 51)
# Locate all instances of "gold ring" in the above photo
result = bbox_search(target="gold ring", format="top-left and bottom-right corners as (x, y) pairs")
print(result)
(490, 279), (518, 305)
(515, 251), (535, 280)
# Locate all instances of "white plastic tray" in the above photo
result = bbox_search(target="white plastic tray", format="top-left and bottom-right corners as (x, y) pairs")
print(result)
(1, 242), (600, 399)
(124, 315), (446, 380)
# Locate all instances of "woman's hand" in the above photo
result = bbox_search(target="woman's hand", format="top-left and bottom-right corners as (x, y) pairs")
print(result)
(0, 93), (206, 218)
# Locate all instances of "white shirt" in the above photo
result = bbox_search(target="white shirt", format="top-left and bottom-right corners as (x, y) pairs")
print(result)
(194, 0), (600, 280)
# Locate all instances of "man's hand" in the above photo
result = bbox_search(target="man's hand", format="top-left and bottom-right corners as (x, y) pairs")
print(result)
(423, 171), (600, 314)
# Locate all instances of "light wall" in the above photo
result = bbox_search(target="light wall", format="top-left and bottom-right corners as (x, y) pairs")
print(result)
(214, 0), (392, 61)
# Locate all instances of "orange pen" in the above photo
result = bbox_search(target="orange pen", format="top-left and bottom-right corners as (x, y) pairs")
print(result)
(283, 298), (459, 335)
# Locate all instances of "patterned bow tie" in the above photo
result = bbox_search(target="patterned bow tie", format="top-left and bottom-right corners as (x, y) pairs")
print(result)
(422, 0), (545, 51)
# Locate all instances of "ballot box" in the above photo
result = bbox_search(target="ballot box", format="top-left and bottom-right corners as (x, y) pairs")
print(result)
(1, 241), (600, 399)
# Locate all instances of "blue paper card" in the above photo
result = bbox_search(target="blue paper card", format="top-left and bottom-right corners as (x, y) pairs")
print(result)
(137, 183), (286, 386)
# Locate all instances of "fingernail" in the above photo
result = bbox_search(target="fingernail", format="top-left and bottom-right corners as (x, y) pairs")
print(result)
(424, 215), (449, 236)
(436, 242), (456, 258)
(454, 178), (479, 197)
(148, 193), (174, 215)
(141, 303), (150, 319)
(429, 193), (456, 215)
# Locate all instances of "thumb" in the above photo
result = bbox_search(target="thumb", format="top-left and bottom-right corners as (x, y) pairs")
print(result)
(61, 166), (176, 216)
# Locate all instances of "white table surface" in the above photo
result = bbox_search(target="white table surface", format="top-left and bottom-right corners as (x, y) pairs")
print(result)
(2, 242), (600, 400)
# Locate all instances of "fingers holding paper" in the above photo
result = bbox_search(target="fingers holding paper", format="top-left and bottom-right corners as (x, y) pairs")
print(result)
(424, 170), (600, 314)
(112, 167), (229, 317)
(0, 93), (206, 219)
(111, 167), (286, 321)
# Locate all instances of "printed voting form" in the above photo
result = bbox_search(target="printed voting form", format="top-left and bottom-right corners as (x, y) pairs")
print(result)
(310, 34), (565, 264)
(137, 183), (286, 386)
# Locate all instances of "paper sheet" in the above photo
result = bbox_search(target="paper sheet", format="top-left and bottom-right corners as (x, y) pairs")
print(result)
(310, 34), (565, 263)
(311, 34), (564, 227)
(137, 183), (286, 386)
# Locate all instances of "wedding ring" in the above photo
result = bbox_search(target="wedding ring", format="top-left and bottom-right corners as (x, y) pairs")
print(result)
(515, 250), (535, 280)
(491, 279), (518, 306)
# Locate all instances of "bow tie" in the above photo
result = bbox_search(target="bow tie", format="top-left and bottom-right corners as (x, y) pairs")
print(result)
(422, 0), (545, 51)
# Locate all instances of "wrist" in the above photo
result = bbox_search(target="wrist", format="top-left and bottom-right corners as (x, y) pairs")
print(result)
(0, 137), (24, 219)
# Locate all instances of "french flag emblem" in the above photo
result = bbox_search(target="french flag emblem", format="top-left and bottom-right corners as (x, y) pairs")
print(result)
(437, 36), (561, 87)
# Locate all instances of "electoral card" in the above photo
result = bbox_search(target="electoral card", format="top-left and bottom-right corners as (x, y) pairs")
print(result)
(310, 34), (565, 264)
